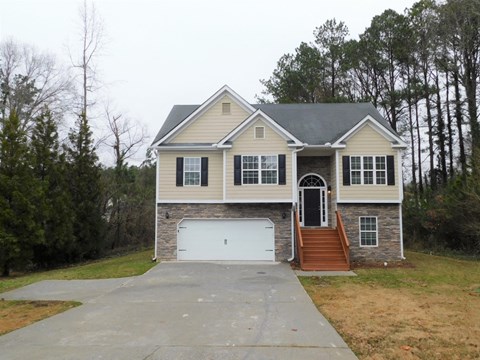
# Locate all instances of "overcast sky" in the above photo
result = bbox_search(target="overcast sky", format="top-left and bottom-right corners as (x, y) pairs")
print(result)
(1, 0), (417, 164)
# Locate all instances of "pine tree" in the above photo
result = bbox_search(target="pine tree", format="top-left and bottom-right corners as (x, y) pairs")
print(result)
(65, 113), (105, 259)
(31, 109), (75, 267)
(0, 111), (43, 276)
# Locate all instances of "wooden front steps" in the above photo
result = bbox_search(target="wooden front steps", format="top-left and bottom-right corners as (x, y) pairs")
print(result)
(300, 228), (349, 271)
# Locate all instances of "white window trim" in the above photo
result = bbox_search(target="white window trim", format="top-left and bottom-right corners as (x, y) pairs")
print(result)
(241, 155), (279, 185)
(359, 216), (378, 247)
(254, 126), (265, 139)
(350, 155), (387, 185)
(183, 157), (201, 187)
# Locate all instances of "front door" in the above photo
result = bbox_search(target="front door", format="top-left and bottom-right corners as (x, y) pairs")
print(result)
(298, 174), (328, 227)
(304, 189), (321, 226)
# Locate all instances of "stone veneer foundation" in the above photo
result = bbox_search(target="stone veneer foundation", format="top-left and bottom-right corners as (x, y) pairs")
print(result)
(156, 203), (292, 261)
(337, 203), (402, 261)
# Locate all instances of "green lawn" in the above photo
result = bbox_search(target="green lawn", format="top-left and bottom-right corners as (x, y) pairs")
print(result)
(0, 249), (157, 294)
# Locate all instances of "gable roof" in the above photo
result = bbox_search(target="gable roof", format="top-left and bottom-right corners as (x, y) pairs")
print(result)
(151, 85), (256, 146)
(253, 103), (393, 145)
(217, 109), (303, 147)
(152, 101), (401, 147)
(152, 105), (199, 145)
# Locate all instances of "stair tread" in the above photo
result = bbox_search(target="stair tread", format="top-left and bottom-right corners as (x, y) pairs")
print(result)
(298, 227), (349, 271)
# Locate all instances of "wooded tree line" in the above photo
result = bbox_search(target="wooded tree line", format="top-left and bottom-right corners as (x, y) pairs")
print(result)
(260, 0), (480, 254)
(0, 3), (154, 277)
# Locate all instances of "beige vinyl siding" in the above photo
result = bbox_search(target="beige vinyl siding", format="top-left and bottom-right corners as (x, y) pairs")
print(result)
(226, 119), (293, 201)
(170, 95), (250, 144)
(158, 151), (223, 201)
(338, 124), (400, 201)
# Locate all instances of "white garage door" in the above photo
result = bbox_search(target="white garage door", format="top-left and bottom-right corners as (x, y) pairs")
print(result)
(177, 219), (275, 261)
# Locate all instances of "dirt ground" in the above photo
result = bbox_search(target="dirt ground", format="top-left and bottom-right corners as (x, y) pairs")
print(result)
(303, 280), (480, 360)
(0, 300), (79, 336)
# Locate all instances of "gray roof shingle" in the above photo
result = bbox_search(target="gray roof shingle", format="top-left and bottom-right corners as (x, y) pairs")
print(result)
(152, 102), (395, 146)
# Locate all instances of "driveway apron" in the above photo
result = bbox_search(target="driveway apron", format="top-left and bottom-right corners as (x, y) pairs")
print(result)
(0, 262), (357, 359)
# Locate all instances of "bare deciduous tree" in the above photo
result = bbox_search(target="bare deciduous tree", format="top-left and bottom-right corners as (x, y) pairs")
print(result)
(104, 105), (148, 169)
(70, 0), (105, 121)
(0, 39), (73, 128)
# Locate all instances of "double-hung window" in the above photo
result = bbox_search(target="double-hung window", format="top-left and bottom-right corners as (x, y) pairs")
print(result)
(184, 157), (201, 186)
(241, 155), (278, 185)
(359, 216), (378, 247)
(350, 156), (386, 185)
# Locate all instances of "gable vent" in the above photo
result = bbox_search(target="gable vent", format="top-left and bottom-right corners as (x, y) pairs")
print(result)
(222, 102), (231, 115)
(254, 126), (265, 139)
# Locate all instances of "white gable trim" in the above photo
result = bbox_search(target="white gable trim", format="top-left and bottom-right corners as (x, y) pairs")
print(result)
(152, 85), (256, 146)
(217, 109), (304, 147)
(331, 115), (407, 149)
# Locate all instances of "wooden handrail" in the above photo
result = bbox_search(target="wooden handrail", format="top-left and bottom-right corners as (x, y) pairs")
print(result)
(336, 211), (350, 268)
(294, 210), (304, 269)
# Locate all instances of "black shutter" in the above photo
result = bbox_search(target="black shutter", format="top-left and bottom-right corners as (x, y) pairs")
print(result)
(201, 157), (208, 186)
(234, 155), (242, 185)
(176, 157), (184, 186)
(387, 155), (395, 185)
(342, 156), (350, 186)
(278, 154), (286, 185)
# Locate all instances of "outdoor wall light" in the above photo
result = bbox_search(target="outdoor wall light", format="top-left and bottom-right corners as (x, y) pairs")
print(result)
(165, 211), (170, 219)
(327, 185), (332, 194)
(282, 212), (287, 219)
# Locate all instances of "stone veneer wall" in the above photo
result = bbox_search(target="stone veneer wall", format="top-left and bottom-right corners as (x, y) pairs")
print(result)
(297, 156), (334, 225)
(156, 203), (292, 261)
(337, 203), (402, 261)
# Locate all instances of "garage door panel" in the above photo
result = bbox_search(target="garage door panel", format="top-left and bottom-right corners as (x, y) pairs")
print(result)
(177, 219), (275, 261)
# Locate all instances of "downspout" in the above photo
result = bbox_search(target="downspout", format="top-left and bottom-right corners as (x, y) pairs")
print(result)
(152, 149), (159, 262)
(398, 149), (405, 260)
(288, 146), (305, 261)
(399, 204), (405, 260)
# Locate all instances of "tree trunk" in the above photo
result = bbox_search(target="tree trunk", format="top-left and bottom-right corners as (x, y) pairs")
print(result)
(424, 68), (436, 189)
(445, 69), (455, 178)
(407, 67), (418, 202)
(435, 71), (447, 185)
(453, 68), (467, 175)
(415, 96), (424, 194)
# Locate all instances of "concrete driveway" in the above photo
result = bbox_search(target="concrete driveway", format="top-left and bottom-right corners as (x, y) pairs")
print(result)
(1, 262), (357, 359)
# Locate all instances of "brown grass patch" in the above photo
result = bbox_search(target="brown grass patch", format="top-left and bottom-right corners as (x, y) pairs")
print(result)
(301, 251), (480, 359)
(0, 299), (80, 336)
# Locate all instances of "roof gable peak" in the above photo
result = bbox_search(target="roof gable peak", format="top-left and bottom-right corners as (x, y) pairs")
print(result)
(153, 85), (256, 146)
(217, 109), (303, 147)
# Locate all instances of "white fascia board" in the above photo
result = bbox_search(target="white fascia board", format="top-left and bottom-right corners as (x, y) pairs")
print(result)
(157, 200), (223, 204)
(218, 109), (303, 146)
(288, 143), (307, 148)
(303, 144), (332, 149)
(157, 199), (293, 204)
(336, 199), (402, 204)
(155, 85), (256, 145)
(224, 199), (294, 203)
(154, 145), (219, 151)
(332, 115), (407, 148)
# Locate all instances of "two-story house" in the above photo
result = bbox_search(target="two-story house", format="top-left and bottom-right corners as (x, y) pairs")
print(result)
(151, 86), (407, 270)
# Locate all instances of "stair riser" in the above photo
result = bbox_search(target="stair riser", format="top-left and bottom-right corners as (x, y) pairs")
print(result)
(299, 228), (349, 271)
